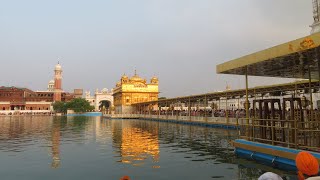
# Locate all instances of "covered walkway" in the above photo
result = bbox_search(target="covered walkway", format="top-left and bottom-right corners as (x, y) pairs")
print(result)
(217, 32), (320, 152)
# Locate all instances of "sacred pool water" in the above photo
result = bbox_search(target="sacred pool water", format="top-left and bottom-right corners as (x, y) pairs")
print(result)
(0, 116), (297, 180)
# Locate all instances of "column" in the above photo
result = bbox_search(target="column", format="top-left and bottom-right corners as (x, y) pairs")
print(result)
(188, 97), (191, 121)
(245, 66), (250, 139)
(204, 95), (208, 122)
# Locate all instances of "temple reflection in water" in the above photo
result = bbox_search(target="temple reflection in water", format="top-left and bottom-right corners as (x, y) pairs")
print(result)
(0, 116), (297, 179)
(0, 116), (236, 170)
(0, 116), (160, 168)
(112, 120), (160, 166)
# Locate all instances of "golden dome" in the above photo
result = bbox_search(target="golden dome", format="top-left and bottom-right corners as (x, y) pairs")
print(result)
(130, 71), (146, 83)
(121, 74), (128, 79)
(151, 76), (158, 84)
(130, 75), (144, 82)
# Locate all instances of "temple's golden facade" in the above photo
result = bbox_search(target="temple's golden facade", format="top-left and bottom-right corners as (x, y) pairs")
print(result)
(113, 72), (159, 114)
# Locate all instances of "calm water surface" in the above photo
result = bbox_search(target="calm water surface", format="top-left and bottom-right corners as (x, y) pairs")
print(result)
(0, 116), (296, 180)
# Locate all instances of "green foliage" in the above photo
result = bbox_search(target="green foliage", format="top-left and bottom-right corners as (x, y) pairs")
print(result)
(53, 101), (67, 113)
(67, 98), (94, 113)
(53, 98), (95, 114)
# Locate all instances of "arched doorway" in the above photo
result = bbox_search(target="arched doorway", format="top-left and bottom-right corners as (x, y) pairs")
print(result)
(94, 93), (113, 112)
(99, 100), (111, 114)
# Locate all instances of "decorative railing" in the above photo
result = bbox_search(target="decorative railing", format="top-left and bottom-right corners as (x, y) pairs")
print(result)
(238, 116), (320, 152)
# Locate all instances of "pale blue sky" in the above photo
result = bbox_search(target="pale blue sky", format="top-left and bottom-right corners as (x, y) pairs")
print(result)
(0, 0), (313, 97)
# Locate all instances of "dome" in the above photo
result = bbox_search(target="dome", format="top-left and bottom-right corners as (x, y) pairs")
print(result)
(47, 80), (55, 92)
(121, 74), (129, 84)
(130, 75), (144, 82)
(101, 88), (108, 93)
(49, 80), (54, 84)
(55, 63), (62, 71)
(151, 76), (158, 84)
(151, 76), (158, 80)
(121, 74), (128, 79)
(129, 70), (146, 83)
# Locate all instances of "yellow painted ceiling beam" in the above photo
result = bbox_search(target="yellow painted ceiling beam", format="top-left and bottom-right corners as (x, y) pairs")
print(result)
(216, 32), (320, 79)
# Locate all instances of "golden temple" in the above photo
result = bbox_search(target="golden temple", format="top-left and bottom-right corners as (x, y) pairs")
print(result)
(113, 71), (159, 114)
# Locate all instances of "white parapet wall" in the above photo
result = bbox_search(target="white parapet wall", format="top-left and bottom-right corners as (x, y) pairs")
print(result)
(0, 110), (52, 115)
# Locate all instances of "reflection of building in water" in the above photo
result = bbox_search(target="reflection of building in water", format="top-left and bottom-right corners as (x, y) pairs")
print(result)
(112, 121), (160, 165)
(121, 127), (159, 164)
(0, 116), (52, 146)
(51, 119), (61, 168)
(0, 116), (62, 168)
(93, 118), (113, 144)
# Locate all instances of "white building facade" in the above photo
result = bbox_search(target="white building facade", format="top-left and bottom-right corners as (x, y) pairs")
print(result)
(85, 88), (114, 112)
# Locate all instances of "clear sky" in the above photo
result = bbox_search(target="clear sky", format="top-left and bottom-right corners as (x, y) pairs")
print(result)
(0, 0), (313, 97)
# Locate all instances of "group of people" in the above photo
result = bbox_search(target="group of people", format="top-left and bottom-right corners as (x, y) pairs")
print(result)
(212, 109), (248, 118)
(153, 109), (249, 118)
(259, 151), (320, 180)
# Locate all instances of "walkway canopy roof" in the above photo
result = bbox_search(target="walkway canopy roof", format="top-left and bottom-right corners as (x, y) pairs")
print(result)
(133, 80), (319, 106)
(216, 32), (320, 79)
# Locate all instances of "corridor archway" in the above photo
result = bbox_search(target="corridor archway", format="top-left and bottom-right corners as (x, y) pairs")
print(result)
(99, 100), (112, 113)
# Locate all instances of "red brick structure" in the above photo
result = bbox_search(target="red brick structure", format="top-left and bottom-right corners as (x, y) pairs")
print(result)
(0, 63), (79, 112)
(53, 63), (62, 102)
(0, 86), (75, 111)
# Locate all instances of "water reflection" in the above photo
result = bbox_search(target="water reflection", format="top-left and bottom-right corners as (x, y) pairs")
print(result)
(0, 116), (297, 179)
(51, 118), (60, 168)
(0, 116), (62, 169)
(0, 116), (52, 152)
(157, 123), (237, 163)
(112, 121), (160, 166)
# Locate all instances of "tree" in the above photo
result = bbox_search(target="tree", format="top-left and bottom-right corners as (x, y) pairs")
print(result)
(53, 101), (67, 113)
(67, 98), (94, 113)
(53, 98), (95, 114)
